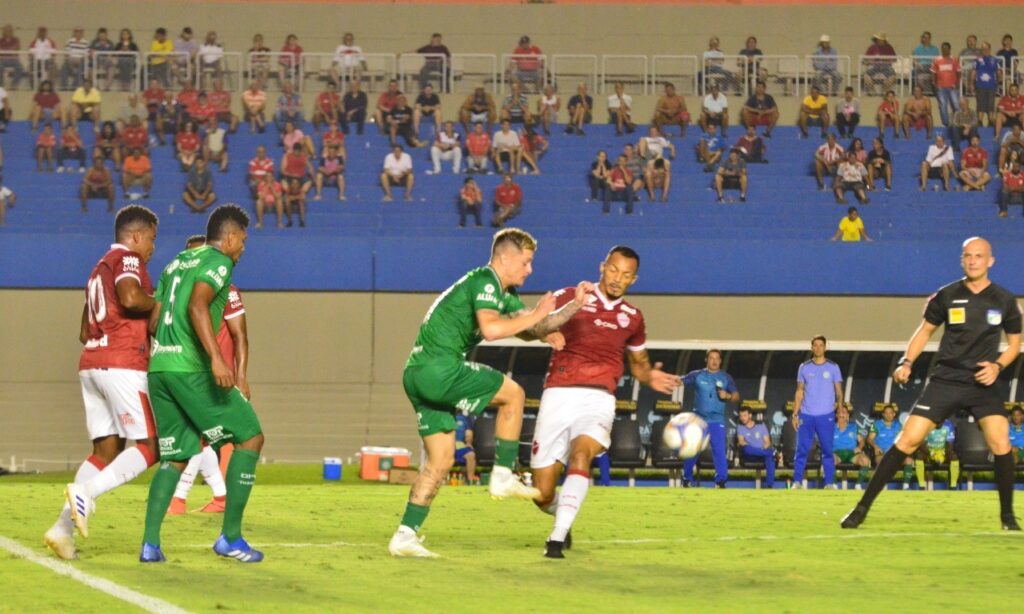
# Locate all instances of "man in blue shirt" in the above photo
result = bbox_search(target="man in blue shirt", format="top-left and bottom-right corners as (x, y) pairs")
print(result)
(681, 349), (739, 487)
(454, 412), (478, 484)
(1010, 406), (1024, 465)
(736, 406), (775, 488)
(974, 42), (1000, 130)
(791, 335), (843, 488)
(833, 403), (870, 488)
(868, 404), (915, 489)
(913, 31), (940, 94)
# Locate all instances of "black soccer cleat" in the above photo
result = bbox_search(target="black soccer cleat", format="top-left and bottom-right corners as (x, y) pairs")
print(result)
(840, 504), (868, 529)
(564, 529), (572, 550)
(1002, 515), (1021, 531)
(544, 540), (565, 559)
(715, 481), (727, 489)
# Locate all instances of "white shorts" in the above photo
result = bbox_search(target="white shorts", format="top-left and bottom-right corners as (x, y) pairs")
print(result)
(79, 368), (154, 441)
(530, 387), (615, 469)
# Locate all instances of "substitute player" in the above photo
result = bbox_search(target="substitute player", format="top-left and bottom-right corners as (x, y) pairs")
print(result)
(530, 246), (680, 559)
(389, 228), (592, 558)
(843, 237), (1020, 531)
(46, 205), (160, 560)
(140, 204), (267, 562)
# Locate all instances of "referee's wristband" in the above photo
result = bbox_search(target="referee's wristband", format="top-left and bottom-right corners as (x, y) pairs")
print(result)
(897, 357), (913, 368)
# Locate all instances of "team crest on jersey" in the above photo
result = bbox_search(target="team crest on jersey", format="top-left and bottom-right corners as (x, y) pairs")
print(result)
(484, 283), (495, 294)
(218, 265), (228, 277)
(823, 371), (831, 380)
(987, 309), (1002, 325)
(616, 312), (630, 328)
(122, 255), (140, 272)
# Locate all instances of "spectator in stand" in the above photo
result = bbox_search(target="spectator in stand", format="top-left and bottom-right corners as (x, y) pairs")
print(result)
(833, 404), (871, 489)
(958, 134), (992, 192)
(995, 83), (1024, 138)
(80, 156), (115, 212)
(312, 81), (341, 133)
(831, 206), (871, 242)
(814, 132), (844, 190)
(414, 83), (442, 134)
(997, 35), (1018, 86)
(604, 155), (636, 214)
(175, 120), (201, 171)
(209, 79), (238, 132)
(465, 122), (491, 174)
(0, 24), (26, 89)
(737, 407), (776, 488)
(799, 85), (830, 138)
(278, 34), (303, 89)
(457, 177), (483, 228)
(57, 124), (87, 172)
(589, 150), (611, 203)
(848, 137), (867, 163)
(197, 31), (225, 86)
(430, 121), (462, 174)
(35, 123), (57, 171)
(510, 36), (543, 93)
(638, 125), (675, 165)
(255, 172), (284, 229)
(342, 80), (368, 135)
(281, 120), (314, 156)
(275, 81), (303, 134)
(698, 124), (723, 171)
(94, 121), (122, 171)
(0, 83), (8, 129)
(535, 84), (559, 135)
(60, 27), (89, 90)
(652, 83), (690, 138)
(645, 158), (671, 202)
(247, 33), (271, 85)
(491, 173), (522, 227)
(948, 97), (979, 153)
(242, 80), (267, 133)
(876, 90), (900, 140)
(491, 120), (522, 174)
(566, 83), (592, 136)
(460, 86), (496, 135)
(175, 80), (200, 126)
(518, 124), (546, 174)
(142, 78), (166, 132)
(715, 149), (748, 202)
(737, 36), (764, 94)
(415, 33), (450, 90)
(89, 28), (115, 91)
(919, 134), (955, 191)
(30, 80), (61, 130)
(171, 27), (197, 84)
(999, 124), (1024, 170)
(69, 78), (102, 129)
(281, 140), (314, 201)
(701, 36), (732, 94)
(388, 95), (421, 148)
(314, 144), (346, 201)
(866, 137), (892, 191)
(607, 82), (636, 136)
(381, 144), (414, 201)
(29, 27), (58, 85)
(0, 178), (15, 226)
(733, 125), (765, 163)
(741, 81), (778, 137)
(247, 145), (274, 196)
(190, 92), (217, 127)
(111, 29), (139, 92)
(835, 87), (860, 139)
(283, 174), (309, 227)
(999, 160), (1024, 218)
(121, 148), (152, 198)
(501, 81), (533, 127)
(321, 121), (346, 158)
(374, 79), (402, 134)
(700, 83), (729, 137)
(902, 85), (934, 139)
(974, 42), (1000, 131)
(116, 95), (148, 132)
(959, 35), (979, 96)
(812, 34), (840, 95)
(834, 151), (870, 205)
(183, 157), (216, 213)
(154, 91), (178, 143)
(148, 28), (172, 87)
(203, 117), (229, 172)
(912, 31), (940, 93)
(863, 33), (897, 96)
(1010, 406), (1024, 465)
(931, 42), (961, 128)
(622, 144), (647, 196)
(330, 32), (366, 85)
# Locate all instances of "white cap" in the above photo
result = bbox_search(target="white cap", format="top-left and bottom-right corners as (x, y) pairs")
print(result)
(820, 34), (831, 43)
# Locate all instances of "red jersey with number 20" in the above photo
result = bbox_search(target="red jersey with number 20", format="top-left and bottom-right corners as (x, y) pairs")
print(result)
(544, 287), (647, 394)
(78, 244), (153, 372)
(216, 285), (245, 368)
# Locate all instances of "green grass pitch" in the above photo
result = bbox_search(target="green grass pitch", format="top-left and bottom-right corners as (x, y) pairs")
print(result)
(2, 466), (1022, 613)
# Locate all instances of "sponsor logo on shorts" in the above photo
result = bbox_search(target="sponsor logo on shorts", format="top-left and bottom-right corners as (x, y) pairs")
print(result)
(119, 412), (136, 427)
(456, 398), (481, 414)
(159, 436), (181, 456)
(202, 426), (226, 443)
(987, 309), (1002, 326)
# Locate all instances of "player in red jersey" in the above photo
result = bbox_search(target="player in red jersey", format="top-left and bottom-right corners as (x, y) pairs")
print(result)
(44, 205), (160, 560)
(531, 245), (680, 559)
(167, 235), (249, 514)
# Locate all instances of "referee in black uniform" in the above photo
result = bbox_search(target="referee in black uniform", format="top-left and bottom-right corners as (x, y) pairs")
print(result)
(843, 237), (1021, 531)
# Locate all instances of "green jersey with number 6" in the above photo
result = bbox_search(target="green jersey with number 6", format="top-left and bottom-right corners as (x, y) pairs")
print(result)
(150, 245), (234, 373)
(406, 266), (525, 368)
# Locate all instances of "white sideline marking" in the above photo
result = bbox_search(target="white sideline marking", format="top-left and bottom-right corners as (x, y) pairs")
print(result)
(0, 536), (189, 614)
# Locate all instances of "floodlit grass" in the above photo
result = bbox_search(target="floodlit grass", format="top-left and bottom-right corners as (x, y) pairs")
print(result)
(2, 465), (1022, 613)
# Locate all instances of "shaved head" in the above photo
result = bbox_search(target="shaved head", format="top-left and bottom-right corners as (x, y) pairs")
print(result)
(961, 236), (995, 282)
(962, 236), (992, 256)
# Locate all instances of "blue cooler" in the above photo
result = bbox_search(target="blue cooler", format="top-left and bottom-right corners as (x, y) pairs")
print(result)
(323, 457), (342, 481)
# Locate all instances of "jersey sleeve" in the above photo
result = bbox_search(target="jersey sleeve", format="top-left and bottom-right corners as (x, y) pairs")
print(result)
(626, 313), (646, 352)
(682, 370), (700, 386)
(197, 252), (233, 293)
(724, 374), (738, 393)
(223, 286), (245, 321)
(470, 274), (502, 312)
(112, 251), (144, 285)
(923, 291), (945, 326)
(1003, 294), (1023, 335)
(830, 363), (843, 383)
(797, 362), (807, 384)
(551, 287), (576, 311)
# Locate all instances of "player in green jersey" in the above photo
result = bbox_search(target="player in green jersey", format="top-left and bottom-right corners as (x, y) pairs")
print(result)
(390, 227), (594, 558)
(139, 204), (266, 563)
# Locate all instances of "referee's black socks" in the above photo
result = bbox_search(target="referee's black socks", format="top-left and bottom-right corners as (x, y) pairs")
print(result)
(994, 452), (1016, 517)
(859, 447), (909, 510)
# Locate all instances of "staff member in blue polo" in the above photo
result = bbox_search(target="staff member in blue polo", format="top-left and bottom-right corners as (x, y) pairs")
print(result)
(681, 349), (739, 488)
(791, 335), (844, 489)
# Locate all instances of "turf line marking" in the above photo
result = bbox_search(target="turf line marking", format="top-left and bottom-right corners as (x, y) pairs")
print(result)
(0, 536), (190, 614)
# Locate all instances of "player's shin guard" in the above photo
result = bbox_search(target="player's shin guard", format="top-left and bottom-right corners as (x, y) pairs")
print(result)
(858, 447), (909, 510)
(494, 438), (519, 469)
(198, 445), (227, 498)
(399, 503), (430, 533)
(222, 448), (259, 542)
(142, 462), (183, 547)
(173, 454), (204, 501)
(994, 452), (1015, 517)
(550, 470), (589, 542)
(86, 445), (156, 499)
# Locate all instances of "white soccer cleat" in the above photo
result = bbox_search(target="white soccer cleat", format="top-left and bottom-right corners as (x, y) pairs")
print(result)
(65, 483), (95, 539)
(488, 467), (541, 501)
(43, 527), (77, 560)
(388, 529), (440, 558)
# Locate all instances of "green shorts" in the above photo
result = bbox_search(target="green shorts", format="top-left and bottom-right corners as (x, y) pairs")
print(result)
(148, 371), (263, 462)
(1017, 448), (1024, 463)
(403, 358), (504, 437)
(835, 449), (856, 463)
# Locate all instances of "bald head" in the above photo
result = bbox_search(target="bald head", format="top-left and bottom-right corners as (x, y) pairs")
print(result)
(962, 236), (992, 256)
(961, 236), (994, 281)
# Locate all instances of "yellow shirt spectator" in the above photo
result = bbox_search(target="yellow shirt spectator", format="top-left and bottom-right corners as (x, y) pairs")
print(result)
(838, 215), (865, 241)
(802, 94), (828, 117)
(71, 86), (102, 109)
(150, 39), (173, 64)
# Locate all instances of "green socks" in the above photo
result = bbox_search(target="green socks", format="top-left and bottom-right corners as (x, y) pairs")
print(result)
(857, 467), (870, 485)
(902, 464), (914, 484)
(222, 448), (259, 541)
(143, 462), (183, 546)
(495, 438), (519, 469)
(400, 502), (430, 533)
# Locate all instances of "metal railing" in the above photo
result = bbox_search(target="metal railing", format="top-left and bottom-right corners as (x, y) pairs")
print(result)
(144, 50), (192, 88)
(909, 54), (940, 95)
(651, 55), (699, 96)
(1013, 57), (1023, 89)
(451, 53), (498, 95)
(91, 51), (141, 92)
(700, 54), (747, 97)
(398, 53), (449, 94)
(194, 50), (242, 91)
(858, 54), (904, 97)
(502, 53), (546, 94)
(0, 50), (31, 90)
(804, 55), (852, 98)
(600, 54), (648, 95)
(957, 55), (1007, 97)
(244, 51), (300, 91)
(550, 54), (598, 97)
(749, 55), (801, 97)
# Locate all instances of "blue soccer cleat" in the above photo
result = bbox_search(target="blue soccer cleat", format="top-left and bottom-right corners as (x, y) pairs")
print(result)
(139, 542), (166, 563)
(213, 534), (264, 563)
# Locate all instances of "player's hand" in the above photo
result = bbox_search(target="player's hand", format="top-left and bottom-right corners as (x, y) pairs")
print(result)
(237, 377), (251, 400)
(975, 361), (1001, 386)
(717, 389), (731, 400)
(572, 281), (595, 306)
(534, 291), (556, 318)
(211, 357), (235, 389)
(791, 413), (800, 430)
(892, 363), (912, 385)
(544, 331), (566, 351)
(649, 362), (681, 395)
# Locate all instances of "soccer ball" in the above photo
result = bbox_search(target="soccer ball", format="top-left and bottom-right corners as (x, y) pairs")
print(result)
(662, 413), (710, 459)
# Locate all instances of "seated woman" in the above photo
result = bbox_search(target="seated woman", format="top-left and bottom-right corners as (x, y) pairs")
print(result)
(30, 80), (62, 131)
(588, 150), (610, 202)
(175, 120), (202, 171)
(518, 125), (546, 175)
(36, 124), (57, 172)
(203, 117), (229, 172)
(93, 121), (122, 171)
(57, 125), (88, 172)
(281, 120), (315, 156)
(314, 144), (346, 201)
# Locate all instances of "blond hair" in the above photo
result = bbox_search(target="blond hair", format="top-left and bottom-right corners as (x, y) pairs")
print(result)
(491, 227), (537, 257)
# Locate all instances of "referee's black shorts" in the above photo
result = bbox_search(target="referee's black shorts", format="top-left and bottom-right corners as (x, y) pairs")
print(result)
(910, 378), (1005, 425)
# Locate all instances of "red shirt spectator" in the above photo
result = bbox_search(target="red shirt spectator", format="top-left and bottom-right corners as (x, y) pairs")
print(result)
(280, 39), (303, 68)
(191, 100), (216, 122)
(177, 89), (199, 113)
(61, 131), (83, 149)
(377, 90), (400, 113)
(257, 179), (283, 203)
(282, 151), (309, 178)
(176, 131), (200, 153)
(34, 90), (61, 110)
(466, 131), (491, 157)
(495, 181), (522, 207)
(143, 85), (165, 108)
(962, 145), (988, 169)
(323, 127), (345, 150)
(1004, 170), (1024, 189)
(999, 94), (1024, 115)
(121, 125), (148, 150)
(931, 56), (960, 90)
(208, 90), (231, 112)
(608, 166), (633, 190)
(317, 91), (340, 115)
(37, 131), (57, 147)
(512, 40), (543, 72)
(249, 155), (274, 180)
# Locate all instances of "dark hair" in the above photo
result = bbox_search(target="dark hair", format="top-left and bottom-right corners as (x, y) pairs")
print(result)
(114, 205), (158, 240)
(606, 245), (640, 268)
(848, 206), (858, 214)
(654, 158), (666, 169)
(185, 234), (207, 248)
(844, 86), (854, 93)
(206, 204), (250, 241)
(155, 28), (166, 36)
(811, 335), (827, 345)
